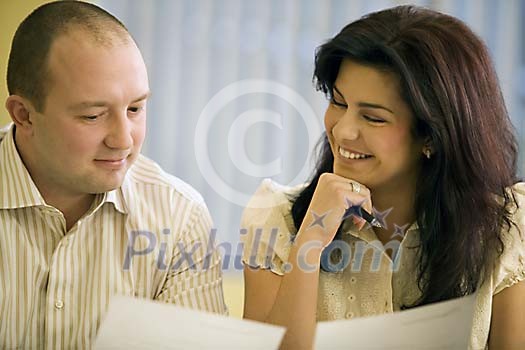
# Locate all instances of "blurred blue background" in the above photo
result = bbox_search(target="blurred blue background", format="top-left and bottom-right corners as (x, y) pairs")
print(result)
(97, 0), (525, 263)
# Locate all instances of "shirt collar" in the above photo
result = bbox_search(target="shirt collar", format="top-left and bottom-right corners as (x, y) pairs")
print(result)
(0, 122), (129, 215)
(0, 123), (45, 209)
(102, 185), (129, 215)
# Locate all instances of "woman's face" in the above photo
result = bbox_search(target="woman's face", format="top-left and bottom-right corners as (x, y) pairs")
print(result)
(324, 59), (424, 193)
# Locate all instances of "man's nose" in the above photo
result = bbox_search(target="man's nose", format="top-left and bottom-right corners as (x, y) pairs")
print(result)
(104, 113), (133, 150)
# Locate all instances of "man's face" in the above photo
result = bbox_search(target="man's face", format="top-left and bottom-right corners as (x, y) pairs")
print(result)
(26, 29), (149, 197)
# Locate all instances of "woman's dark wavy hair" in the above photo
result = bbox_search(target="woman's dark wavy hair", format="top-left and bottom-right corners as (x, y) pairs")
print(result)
(291, 5), (520, 307)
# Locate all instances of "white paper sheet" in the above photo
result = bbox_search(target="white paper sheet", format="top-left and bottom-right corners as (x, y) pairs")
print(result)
(93, 296), (285, 350)
(314, 293), (477, 350)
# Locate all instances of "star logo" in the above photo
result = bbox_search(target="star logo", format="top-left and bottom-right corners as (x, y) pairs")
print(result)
(372, 207), (393, 229)
(308, 210), (330, 229)
(342, 197), (366, 221)
(391, 223), (409, 239)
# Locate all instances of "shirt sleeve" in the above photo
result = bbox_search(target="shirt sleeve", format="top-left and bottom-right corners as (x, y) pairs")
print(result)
(493, 182), (525, 295)
(240, 179), (296, 276)
(155, 202), (228, 315)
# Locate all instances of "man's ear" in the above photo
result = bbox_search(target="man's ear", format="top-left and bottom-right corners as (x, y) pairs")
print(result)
(5, 95), (36, 132)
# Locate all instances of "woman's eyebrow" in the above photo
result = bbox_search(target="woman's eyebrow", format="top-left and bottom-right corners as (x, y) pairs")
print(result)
(333, 84), (394, 115)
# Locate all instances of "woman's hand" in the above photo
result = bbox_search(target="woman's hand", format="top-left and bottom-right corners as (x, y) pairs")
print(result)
(244, 173), (373, 350)
(298, 172), (372, 248)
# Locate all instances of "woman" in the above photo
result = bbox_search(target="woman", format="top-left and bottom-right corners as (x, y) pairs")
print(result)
(240, 5), (524, 350)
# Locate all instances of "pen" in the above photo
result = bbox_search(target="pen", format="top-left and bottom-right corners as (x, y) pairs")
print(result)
(360, 208), (383, 228)
(344, 206), (383, 228)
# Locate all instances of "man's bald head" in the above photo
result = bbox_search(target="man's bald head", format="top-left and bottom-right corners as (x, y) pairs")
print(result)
(7, 1), (134, 111)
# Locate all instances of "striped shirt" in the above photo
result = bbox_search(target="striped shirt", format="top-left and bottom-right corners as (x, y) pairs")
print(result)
(0, 123), (227, 349)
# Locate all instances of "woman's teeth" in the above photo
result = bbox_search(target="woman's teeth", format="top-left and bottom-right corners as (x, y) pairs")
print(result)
(338, 147), (372, 160)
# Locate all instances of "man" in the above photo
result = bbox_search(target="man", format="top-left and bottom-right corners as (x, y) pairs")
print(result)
(0, 1), (227, 348)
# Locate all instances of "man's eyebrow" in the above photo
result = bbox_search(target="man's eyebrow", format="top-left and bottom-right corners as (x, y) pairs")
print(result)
(68, 91), (152, 110)
(131, 91), (152, 103)
(333, 85), (394, 115)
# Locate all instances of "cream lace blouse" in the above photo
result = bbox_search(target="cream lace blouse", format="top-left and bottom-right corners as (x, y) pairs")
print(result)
(240, 179), (525, 350)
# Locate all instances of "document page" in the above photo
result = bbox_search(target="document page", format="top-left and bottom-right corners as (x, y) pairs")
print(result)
(94, 296), (285, 350)
(315, 293), (477, 349)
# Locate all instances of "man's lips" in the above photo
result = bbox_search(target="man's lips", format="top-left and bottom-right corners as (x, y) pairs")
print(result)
(94, 156), (129, 169)
(95, 154), (130, 162)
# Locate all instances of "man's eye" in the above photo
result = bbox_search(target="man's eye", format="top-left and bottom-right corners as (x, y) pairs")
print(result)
(128, 106), (144, 113)
(83, 115), (98, 121)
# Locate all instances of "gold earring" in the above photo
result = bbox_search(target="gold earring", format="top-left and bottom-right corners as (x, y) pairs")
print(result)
(424, 149), (432, 159)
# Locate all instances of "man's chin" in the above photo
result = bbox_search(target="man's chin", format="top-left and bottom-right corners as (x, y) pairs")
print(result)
(87, 177), (126, 194)
(81, 166), (131, 193)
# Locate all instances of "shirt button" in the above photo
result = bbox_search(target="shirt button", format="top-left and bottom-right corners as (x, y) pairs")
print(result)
(55, 300), (64, 310)
(350, 276), (357, 284)
(348, 294), (356, 302)
(345, 311), (354, 319)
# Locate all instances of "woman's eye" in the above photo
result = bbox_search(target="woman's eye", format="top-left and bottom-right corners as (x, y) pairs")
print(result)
(330, 99), (347, 108)
(83, 115), (99, 121)
(363, 115), (385, 123)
